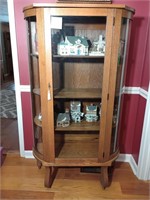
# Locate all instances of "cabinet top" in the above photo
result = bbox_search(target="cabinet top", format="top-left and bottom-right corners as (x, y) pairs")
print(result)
(23, 3), (135, 13)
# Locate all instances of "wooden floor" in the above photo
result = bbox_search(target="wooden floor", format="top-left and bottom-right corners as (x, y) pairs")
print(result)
(1, 154), (149, 200)
(1, 77), (19, 153)
(1, 119), (19, 152)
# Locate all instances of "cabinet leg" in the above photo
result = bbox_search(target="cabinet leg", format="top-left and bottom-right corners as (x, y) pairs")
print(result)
(44, 167), (58, 188)
(100, 166), (109, 189)
(37, 160), (42, 169)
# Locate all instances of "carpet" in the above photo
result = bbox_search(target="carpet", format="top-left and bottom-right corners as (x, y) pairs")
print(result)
(0, 89), (17, 118)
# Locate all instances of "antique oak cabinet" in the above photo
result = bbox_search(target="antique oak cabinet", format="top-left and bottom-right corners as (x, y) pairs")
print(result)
(23, 3), (134, 188)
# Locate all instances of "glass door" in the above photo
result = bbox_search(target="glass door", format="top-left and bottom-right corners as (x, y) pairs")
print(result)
(51, 16), (107, 159)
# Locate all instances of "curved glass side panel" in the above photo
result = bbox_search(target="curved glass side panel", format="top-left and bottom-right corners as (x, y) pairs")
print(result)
(111, 18), (132, 153)
(27, 17), (43, 155)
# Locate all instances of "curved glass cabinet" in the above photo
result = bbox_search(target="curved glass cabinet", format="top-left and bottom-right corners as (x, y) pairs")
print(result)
(24, 3), (134, 188)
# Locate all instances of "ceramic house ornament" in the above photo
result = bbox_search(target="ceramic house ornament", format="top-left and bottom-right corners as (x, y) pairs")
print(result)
(57, 36), (89, 55)
(70, 101), (84, 123)
(57, 113), (70, 127)
(89, 34), (105, 56)
(85, 105), (98, 122)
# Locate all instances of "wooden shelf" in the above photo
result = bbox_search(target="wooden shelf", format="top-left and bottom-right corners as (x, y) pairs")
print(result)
(53, 55), (104, 59)
(54, 88), (102, 99)
(55, 120), (100, 131)
(57, 141), (98, 158)
(34, 116), (42, 127)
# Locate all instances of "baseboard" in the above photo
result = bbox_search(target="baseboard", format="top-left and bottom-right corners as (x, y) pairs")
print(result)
(130, 155), (138, 176)
(116, 153), (137, 176)
(24, 151), (34, 158)
(116, 153), (131, 162)
(24, 151), (137, 176)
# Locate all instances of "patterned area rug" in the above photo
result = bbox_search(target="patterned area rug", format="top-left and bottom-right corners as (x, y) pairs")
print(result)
(0, 90), (17, 118)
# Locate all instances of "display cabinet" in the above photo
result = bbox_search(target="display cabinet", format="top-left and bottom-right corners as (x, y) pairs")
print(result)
(23, 3), (134, 188)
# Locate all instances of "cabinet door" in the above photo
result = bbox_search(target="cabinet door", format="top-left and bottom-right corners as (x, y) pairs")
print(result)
(50, 12), (109, 161)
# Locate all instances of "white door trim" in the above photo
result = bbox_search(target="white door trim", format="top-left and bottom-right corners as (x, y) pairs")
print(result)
(7, 0), (25, 157)
(137, 82), (150, 180)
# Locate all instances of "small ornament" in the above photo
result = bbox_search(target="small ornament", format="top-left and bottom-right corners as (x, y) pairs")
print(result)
(57, 112), (70, 128)
(70, 101), (84, 123)
(85, 104), (98, 122)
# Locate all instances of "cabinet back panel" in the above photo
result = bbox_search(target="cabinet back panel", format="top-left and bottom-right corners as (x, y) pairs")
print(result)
(64, 63), (103, 88)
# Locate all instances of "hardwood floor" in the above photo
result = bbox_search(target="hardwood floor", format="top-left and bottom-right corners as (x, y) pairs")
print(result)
(1, 154), (149, 200)
(1, 76), (19, 152)
(1, 76), (15, 90)
(0, 119), (19, 152)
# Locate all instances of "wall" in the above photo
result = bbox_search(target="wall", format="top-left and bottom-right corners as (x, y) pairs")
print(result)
(140, 27), (149, 91)
(13, 0), (149, 163)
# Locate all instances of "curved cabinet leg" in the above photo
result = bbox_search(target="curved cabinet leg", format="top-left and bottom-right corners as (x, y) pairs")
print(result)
(100, 166), (109, 189)
(44, 167), (58, 188)
(44, 167), (52, 188)
(37, 160), (42, 169)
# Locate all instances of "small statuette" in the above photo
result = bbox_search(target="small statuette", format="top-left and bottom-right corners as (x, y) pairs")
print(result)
(85, 104), (98, 122)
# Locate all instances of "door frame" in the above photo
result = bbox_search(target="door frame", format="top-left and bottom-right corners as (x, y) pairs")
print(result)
(137, 83), (150, 180)
(7, 0), (25, 157)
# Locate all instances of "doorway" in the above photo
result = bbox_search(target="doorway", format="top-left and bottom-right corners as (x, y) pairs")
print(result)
(0, 21), (19, 153)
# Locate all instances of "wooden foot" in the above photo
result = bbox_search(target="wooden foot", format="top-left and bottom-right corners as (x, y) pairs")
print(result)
(37, 160), (42, 169)
(44, 167), (58, 188)
(100, 166), (109, 189)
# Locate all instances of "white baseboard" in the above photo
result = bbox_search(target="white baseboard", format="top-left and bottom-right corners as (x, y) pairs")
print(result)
(24, 151), (34, 159)
(116, 153), (137, 176)
(24, 151), (137, 176)
(116, 153), (131, 162)
(130, 155), (138, 176)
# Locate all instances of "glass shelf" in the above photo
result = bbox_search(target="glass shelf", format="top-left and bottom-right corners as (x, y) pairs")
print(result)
(30, 52), (39, 57)
(33, 88), (40, 95)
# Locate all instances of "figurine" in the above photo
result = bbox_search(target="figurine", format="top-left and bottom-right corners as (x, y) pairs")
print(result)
(57, 112), (70, 127)
(85, 104), (98, 122)
(89, 34), (105, 56)
(70, 101), (84, 123)
(57, 36), (89, 56)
